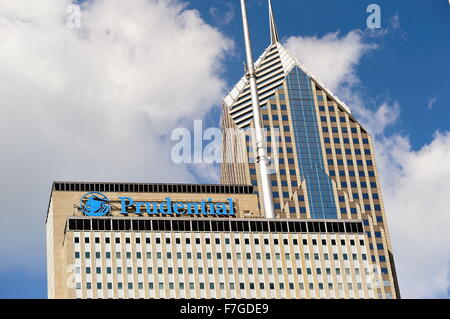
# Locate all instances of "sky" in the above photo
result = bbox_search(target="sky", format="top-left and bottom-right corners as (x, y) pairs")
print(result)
(0, 0), (448, 299)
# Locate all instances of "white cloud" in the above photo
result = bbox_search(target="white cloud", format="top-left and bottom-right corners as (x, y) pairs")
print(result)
(0, 2), (447, 299)
(0, 0), (233, 269)
(284, 28), (450, 298)
(284, 30), (377, 91)
(337, 86), (400, 137)
(283, 29), (399, 136)
(376, 132), (450, 298)
(427, 96), (438, 110)
(209, 2), (235, 26)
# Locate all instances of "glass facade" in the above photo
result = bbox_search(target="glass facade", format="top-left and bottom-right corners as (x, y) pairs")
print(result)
(286, 67), (337, 219)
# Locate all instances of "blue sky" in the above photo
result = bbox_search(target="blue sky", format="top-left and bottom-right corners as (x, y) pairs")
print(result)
(0, 0), (448, 299)
(189, 0), (449, 149)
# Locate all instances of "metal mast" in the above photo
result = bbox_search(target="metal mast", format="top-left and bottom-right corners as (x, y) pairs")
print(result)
(239, 0), (275, 219)
(268, 0), (280, 44)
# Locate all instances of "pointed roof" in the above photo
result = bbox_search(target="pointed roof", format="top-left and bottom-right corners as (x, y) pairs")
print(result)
(268, 0), (279, 44)
(223, 3), (351, 129)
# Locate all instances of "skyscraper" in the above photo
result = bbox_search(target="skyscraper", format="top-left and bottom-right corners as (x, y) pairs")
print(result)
(221, 1), (400, 299)
(46, 1), (400, 300)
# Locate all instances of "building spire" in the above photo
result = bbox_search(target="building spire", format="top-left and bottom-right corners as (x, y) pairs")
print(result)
(268, 0), (279, 44)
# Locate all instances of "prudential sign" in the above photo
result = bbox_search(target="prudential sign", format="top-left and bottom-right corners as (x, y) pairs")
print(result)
(80, 192), (235, 217)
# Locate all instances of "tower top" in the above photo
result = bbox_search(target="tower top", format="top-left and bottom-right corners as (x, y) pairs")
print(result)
(268, 0), (279, 44)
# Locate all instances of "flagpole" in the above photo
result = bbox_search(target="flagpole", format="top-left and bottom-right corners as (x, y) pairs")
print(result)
(239, 0), (275, 219)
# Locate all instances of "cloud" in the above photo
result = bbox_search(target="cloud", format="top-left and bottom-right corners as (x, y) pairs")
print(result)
(284, 27), (450, 298)
(365, 13), (406, 40)
(283, 29), (399, 135)
(209, 2), (235, 26)
(376, 132), (450, 298)
(0, 0), (233, 271)
(338, 86), (400, 137)
(427, 96), (438, 110)
(284, 30), (377, 91)
(390, 14), (401, 30)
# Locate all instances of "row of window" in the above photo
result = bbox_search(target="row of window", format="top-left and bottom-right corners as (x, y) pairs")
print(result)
(341, 181), (377, 189)
(324, 137), (370, 145)
(330, 170), (376, 177)
(76, 265), (370, 277)
(78, 281), (369, 292)
(68, 218), (364, 234)
(75, 236), (364, 246)
(323, 126), (359, 134)
(320, 116), (347, 123)
(325, 148), (372, 156)
(54, 182), (253, 194)
(75, 251), (368, 263)
(328, 159), (373, 166)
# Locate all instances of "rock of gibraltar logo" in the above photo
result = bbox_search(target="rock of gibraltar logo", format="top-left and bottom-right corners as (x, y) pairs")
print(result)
(80, 192), (110, 216)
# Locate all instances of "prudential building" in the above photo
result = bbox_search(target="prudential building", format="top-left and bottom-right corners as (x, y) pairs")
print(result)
(46, 2), (400, 299)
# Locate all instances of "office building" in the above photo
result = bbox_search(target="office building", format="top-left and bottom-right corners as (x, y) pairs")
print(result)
(47, 182), (373, 299)
(221, 2), (399, 298)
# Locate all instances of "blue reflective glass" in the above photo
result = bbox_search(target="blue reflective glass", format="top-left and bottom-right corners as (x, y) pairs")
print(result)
(286, 67), (338, 219)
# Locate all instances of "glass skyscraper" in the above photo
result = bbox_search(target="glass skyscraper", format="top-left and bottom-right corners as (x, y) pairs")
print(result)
(221, 2), (400, 299)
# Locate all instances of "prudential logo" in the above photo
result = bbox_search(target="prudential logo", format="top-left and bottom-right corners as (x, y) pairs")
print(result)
(80, 192), (111, 216)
